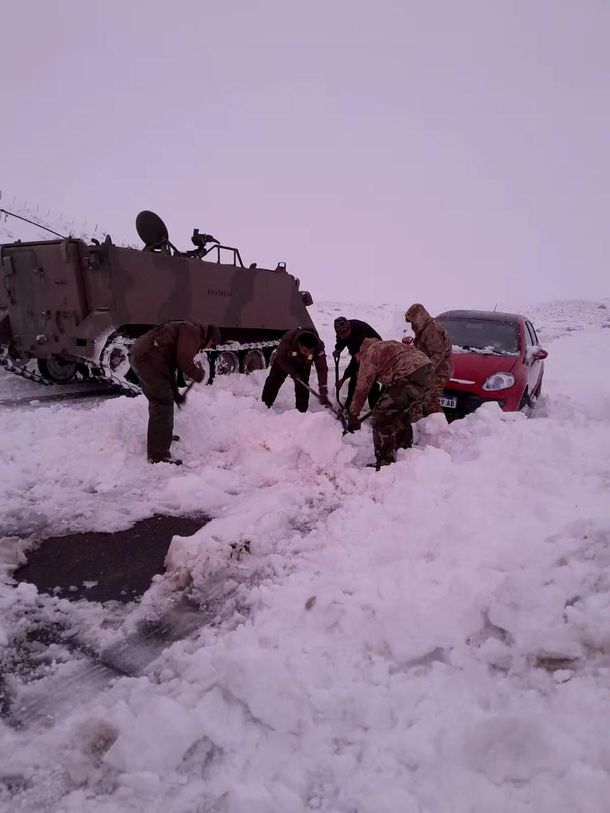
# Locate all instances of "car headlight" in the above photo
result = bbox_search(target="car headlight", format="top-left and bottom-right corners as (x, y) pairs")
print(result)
(482, 372), (515, 391)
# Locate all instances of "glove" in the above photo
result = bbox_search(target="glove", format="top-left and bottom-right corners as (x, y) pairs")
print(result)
(402, 336), (413, 345)
(319, 386), (331, 407)
(347, 413), (361, 431)
(332, 350), (341, 362)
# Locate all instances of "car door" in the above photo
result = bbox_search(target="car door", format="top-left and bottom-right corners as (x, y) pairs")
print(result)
(524, 321), (543, 394)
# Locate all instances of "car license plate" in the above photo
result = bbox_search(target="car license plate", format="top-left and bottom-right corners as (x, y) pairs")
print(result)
(441, 395), (457, 409)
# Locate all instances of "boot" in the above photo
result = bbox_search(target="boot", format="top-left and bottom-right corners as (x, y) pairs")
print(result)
(366, 458), (394, 471)
(370, 455), (394, 470)
(148, 455), (183, 466)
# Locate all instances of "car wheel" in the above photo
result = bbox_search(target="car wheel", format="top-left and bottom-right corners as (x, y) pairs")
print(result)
(518, 387), (531, 412)
(532, 377), (543, 399)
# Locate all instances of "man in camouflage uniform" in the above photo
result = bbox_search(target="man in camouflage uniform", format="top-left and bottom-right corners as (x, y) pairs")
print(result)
(404, 303), (452, 422)
(262, 327), (330, 412)
(348, 338), (432, 468)
(130, 321), (220, 465)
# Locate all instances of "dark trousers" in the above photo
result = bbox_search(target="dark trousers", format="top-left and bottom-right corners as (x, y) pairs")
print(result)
(262, 362), (311, 412)
(344, 374), (381, 411)
(130, 352), (175, 461)
(371, 365), (432, 466)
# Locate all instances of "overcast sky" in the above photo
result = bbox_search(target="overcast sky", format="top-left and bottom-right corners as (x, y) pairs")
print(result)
(1, 0), (609, 312)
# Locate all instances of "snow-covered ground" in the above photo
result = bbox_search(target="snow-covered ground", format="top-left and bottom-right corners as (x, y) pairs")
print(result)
(1, 298), (610, 813)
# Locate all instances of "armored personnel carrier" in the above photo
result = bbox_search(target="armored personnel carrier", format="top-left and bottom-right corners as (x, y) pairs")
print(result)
(0, 210), (315, 392)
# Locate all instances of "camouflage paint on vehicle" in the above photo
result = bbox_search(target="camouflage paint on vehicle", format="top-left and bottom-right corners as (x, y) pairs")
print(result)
(0, 218), (315, 376)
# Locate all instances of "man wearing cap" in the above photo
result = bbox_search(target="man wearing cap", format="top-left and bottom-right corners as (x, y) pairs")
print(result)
(333, 316), (382, 410)
(129, 320), (221, 465)
(404, 304), (452, 421)
(262, 327), (329, 412)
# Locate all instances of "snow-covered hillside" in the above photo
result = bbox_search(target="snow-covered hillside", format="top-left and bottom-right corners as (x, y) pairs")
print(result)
(0, 201), (129, 247)
(1, 298), (610, 813)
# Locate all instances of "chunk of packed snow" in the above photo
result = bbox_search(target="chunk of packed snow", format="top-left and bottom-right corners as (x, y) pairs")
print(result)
(1, 298), (609, 813)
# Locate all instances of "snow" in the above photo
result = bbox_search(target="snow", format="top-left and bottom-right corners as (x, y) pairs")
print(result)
(452, 344), (519, 357)
(1, 298), (610, 812)
(0, 200), (129, 247)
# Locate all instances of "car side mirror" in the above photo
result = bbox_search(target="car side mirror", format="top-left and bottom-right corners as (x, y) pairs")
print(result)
(533, 348), (548, 361)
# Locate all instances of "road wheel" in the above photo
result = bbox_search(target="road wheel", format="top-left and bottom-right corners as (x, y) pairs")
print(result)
(215, 350), (239, 376)
(99, 334), (139, 384)
(243, 349), (266, 373)
(38, 358), (78, 384)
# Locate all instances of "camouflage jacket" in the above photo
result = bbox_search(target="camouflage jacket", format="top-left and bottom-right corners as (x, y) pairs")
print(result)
(350, 338), (431, 416)
(131, 320), (207, 382)
(274, 327), (328, 388)
(408, 304), (452, 374)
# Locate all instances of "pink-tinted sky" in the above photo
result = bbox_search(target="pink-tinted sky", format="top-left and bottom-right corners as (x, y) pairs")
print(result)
(1, 0), (609, 311)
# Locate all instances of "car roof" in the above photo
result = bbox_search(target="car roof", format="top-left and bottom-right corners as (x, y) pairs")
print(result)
(438, 309), (523, 324)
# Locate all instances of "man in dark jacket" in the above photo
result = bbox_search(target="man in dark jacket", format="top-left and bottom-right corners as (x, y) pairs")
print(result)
(348, 338), (432, 468)
(262, 327), (329, 412)
(129, 321), (220, 464)
(333, 316), (382, 410)
(405, 303), (453, 422)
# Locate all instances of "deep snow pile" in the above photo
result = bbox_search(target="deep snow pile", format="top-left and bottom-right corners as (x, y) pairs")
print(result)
(1, 299), (610, 813)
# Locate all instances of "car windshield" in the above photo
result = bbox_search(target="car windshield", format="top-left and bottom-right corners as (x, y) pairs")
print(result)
(439, 318), (520, 356)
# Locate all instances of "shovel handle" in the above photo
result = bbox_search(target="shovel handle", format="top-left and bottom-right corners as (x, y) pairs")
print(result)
(334, 353), (346, 410)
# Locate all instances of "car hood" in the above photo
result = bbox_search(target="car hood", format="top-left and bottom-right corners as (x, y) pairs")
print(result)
(450, 349), (519, 384)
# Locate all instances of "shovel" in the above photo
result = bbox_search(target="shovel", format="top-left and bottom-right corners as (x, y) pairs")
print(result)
(293, 375), (372, 434)
(334, 353), (346, 410)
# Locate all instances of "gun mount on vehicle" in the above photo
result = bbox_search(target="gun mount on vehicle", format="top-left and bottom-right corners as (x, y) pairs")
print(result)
(0, 209), (315, 391)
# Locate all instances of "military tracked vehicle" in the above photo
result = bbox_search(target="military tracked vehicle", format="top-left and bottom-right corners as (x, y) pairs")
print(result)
(0, 210), (315, 392)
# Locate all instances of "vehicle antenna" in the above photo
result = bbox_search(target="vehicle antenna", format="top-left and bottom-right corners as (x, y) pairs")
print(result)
(0, 207), (67, 239)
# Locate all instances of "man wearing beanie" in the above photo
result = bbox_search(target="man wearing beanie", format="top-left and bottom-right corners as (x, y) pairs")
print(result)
(404, 303), (452, 421)
(262, 327), (330, 412)
(129, 320), (220, 464)
(333, 316), (382, 410)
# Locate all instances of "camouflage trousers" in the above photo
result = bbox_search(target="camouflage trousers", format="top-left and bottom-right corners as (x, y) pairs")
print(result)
(371, 365), (431, 467)
(410, 361), (452, 422)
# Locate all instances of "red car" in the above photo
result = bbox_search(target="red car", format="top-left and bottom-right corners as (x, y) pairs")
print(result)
(435, 310), (548, 418)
